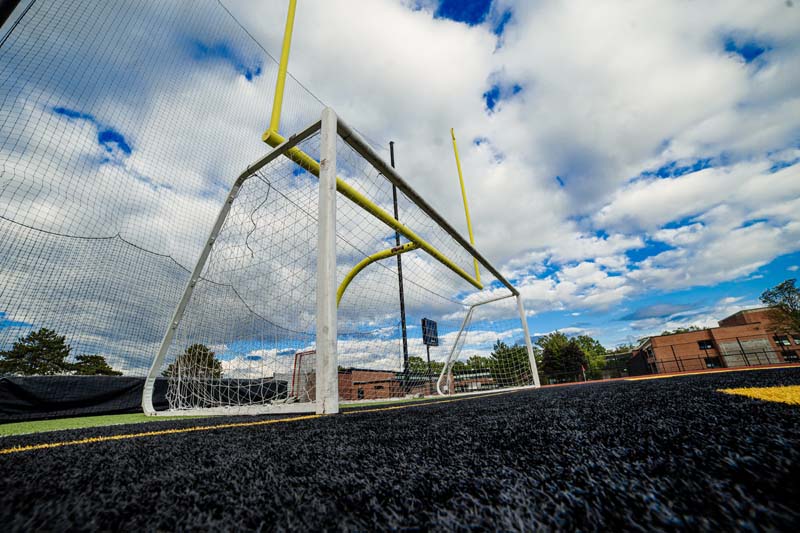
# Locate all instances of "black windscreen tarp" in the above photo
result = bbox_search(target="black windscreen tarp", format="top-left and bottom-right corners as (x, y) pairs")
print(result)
(0, 377), (287, 422)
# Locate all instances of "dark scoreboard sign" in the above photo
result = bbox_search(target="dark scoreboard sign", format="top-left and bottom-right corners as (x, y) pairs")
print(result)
(421, 318), (439, 346)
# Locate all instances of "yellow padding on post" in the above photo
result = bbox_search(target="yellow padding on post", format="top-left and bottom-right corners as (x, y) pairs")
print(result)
(718, 385), (800, 406)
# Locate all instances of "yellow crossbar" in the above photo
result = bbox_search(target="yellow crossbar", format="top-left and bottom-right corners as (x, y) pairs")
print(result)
(265, 132), (481, 290)
(337, 242), (419, 305)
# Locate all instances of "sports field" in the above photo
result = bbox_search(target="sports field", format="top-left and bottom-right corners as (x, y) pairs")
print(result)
(2, 367), (799, 530)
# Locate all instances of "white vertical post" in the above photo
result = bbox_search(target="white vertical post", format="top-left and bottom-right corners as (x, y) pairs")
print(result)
(316, 107), (339, 414)
(517, 295), (540, 387)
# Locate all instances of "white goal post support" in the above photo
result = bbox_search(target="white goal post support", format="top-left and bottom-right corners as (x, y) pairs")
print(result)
(141, 119), (326, 416)
(436, 293), (541, 395)
(517, 294), (541, 388)
(316, 107), (339, 414)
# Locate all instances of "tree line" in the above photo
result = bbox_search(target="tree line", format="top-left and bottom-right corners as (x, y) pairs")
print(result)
(419, 332), (610, 386)
(4, 279), (796, 380)
(0, 328), (226, 378)
(0, 328), (121, 376)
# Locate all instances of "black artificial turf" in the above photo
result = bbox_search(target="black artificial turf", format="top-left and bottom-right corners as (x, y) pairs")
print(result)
(2, 368), (800, 531)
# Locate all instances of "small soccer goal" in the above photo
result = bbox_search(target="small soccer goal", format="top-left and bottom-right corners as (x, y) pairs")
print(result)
(141, 109), (540, 416)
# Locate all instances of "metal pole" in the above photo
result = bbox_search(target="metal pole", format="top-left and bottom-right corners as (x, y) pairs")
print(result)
(517, 295), (541, 387)
(0, 0), (30, 50)
(337, 118), (516, 295)
(316, 107), (339, 414)
(390, 141), (410, 385)
(426, 344), (432, 394)
(0, 0), (22, 28)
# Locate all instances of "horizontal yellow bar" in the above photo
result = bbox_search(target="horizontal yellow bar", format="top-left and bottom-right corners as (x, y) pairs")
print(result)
(337, 242), (419, 306)
(264, 131), (482, 291)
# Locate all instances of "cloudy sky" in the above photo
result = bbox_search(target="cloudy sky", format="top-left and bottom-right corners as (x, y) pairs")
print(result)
(222, 0), (800, 347)
(1, 0), (799, 368)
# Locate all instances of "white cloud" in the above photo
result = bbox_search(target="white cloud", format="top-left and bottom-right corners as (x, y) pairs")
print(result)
(628, 296), (758, 337)
(2, 0), (799, 370)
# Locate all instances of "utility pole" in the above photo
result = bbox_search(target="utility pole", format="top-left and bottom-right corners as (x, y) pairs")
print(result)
(390, 142), (410, 390)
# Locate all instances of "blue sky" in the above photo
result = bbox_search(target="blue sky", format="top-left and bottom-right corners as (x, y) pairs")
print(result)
(288, 0), (799, 349)
(203, 0), (800, 351)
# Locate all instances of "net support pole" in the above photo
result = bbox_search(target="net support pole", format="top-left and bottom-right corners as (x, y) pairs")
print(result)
(516, 295), (541, 387)
(316, 107), (339, 414)
(390, 141), (410, 383)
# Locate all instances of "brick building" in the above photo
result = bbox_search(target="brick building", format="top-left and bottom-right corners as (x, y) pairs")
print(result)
(338, 368), (402, 400)
(629, 307), (800, 375)
(337, 368), (436, 400)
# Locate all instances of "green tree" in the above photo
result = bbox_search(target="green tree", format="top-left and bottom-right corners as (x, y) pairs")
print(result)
(0, 328), (72, 375)
(72, 354), (122, 376)
(162, 344), (223, 378)
(537, 331), (569, 379)
(574, 335), (606, 379)
(611, 343), (637, 353)
(466, 355), (492, 371)
(561, 339), (589, 380)
(760, 278), (800, 334)
(451, 360), (468, 373)
(406, 355), (444, 375)
(488, 340), (530, 387)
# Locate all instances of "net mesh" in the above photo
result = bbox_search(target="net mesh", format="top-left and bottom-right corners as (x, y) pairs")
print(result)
(0, 0), (535, 413)
(0, 0), (327, 381)
(157, 133), (323, 409)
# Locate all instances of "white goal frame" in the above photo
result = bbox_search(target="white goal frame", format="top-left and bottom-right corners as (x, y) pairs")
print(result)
(436, 293), (541, 395)
(142, 107), (539, 416)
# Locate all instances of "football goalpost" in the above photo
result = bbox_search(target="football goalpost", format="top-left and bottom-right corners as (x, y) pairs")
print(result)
(141, 1), (539, 416)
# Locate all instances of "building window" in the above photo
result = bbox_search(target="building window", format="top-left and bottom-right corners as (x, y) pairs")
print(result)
(774, 335), (791, 347)
(698, 340), (713, 350)
(793, 335), (800, 345)
(705, 356), (722, 368)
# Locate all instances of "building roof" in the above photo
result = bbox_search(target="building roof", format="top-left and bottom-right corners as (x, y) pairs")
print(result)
(338, 367), (397, 375)
(718, 307), (771, 322)
(635, 306), (777, 348)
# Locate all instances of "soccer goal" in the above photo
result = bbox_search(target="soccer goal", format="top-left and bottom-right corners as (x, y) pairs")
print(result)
(141, 108), (539, 416)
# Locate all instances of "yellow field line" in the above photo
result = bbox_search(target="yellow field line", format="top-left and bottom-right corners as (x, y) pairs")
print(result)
(0, 391), (515, 455)
(0, 414), (321, 456)
(624, 364), (800, 381)
(718, 385), (800, 406)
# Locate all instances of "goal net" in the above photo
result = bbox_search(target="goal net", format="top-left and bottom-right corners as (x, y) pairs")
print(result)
(141, 110), (539, 415)
(0, 0), (539, 419)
